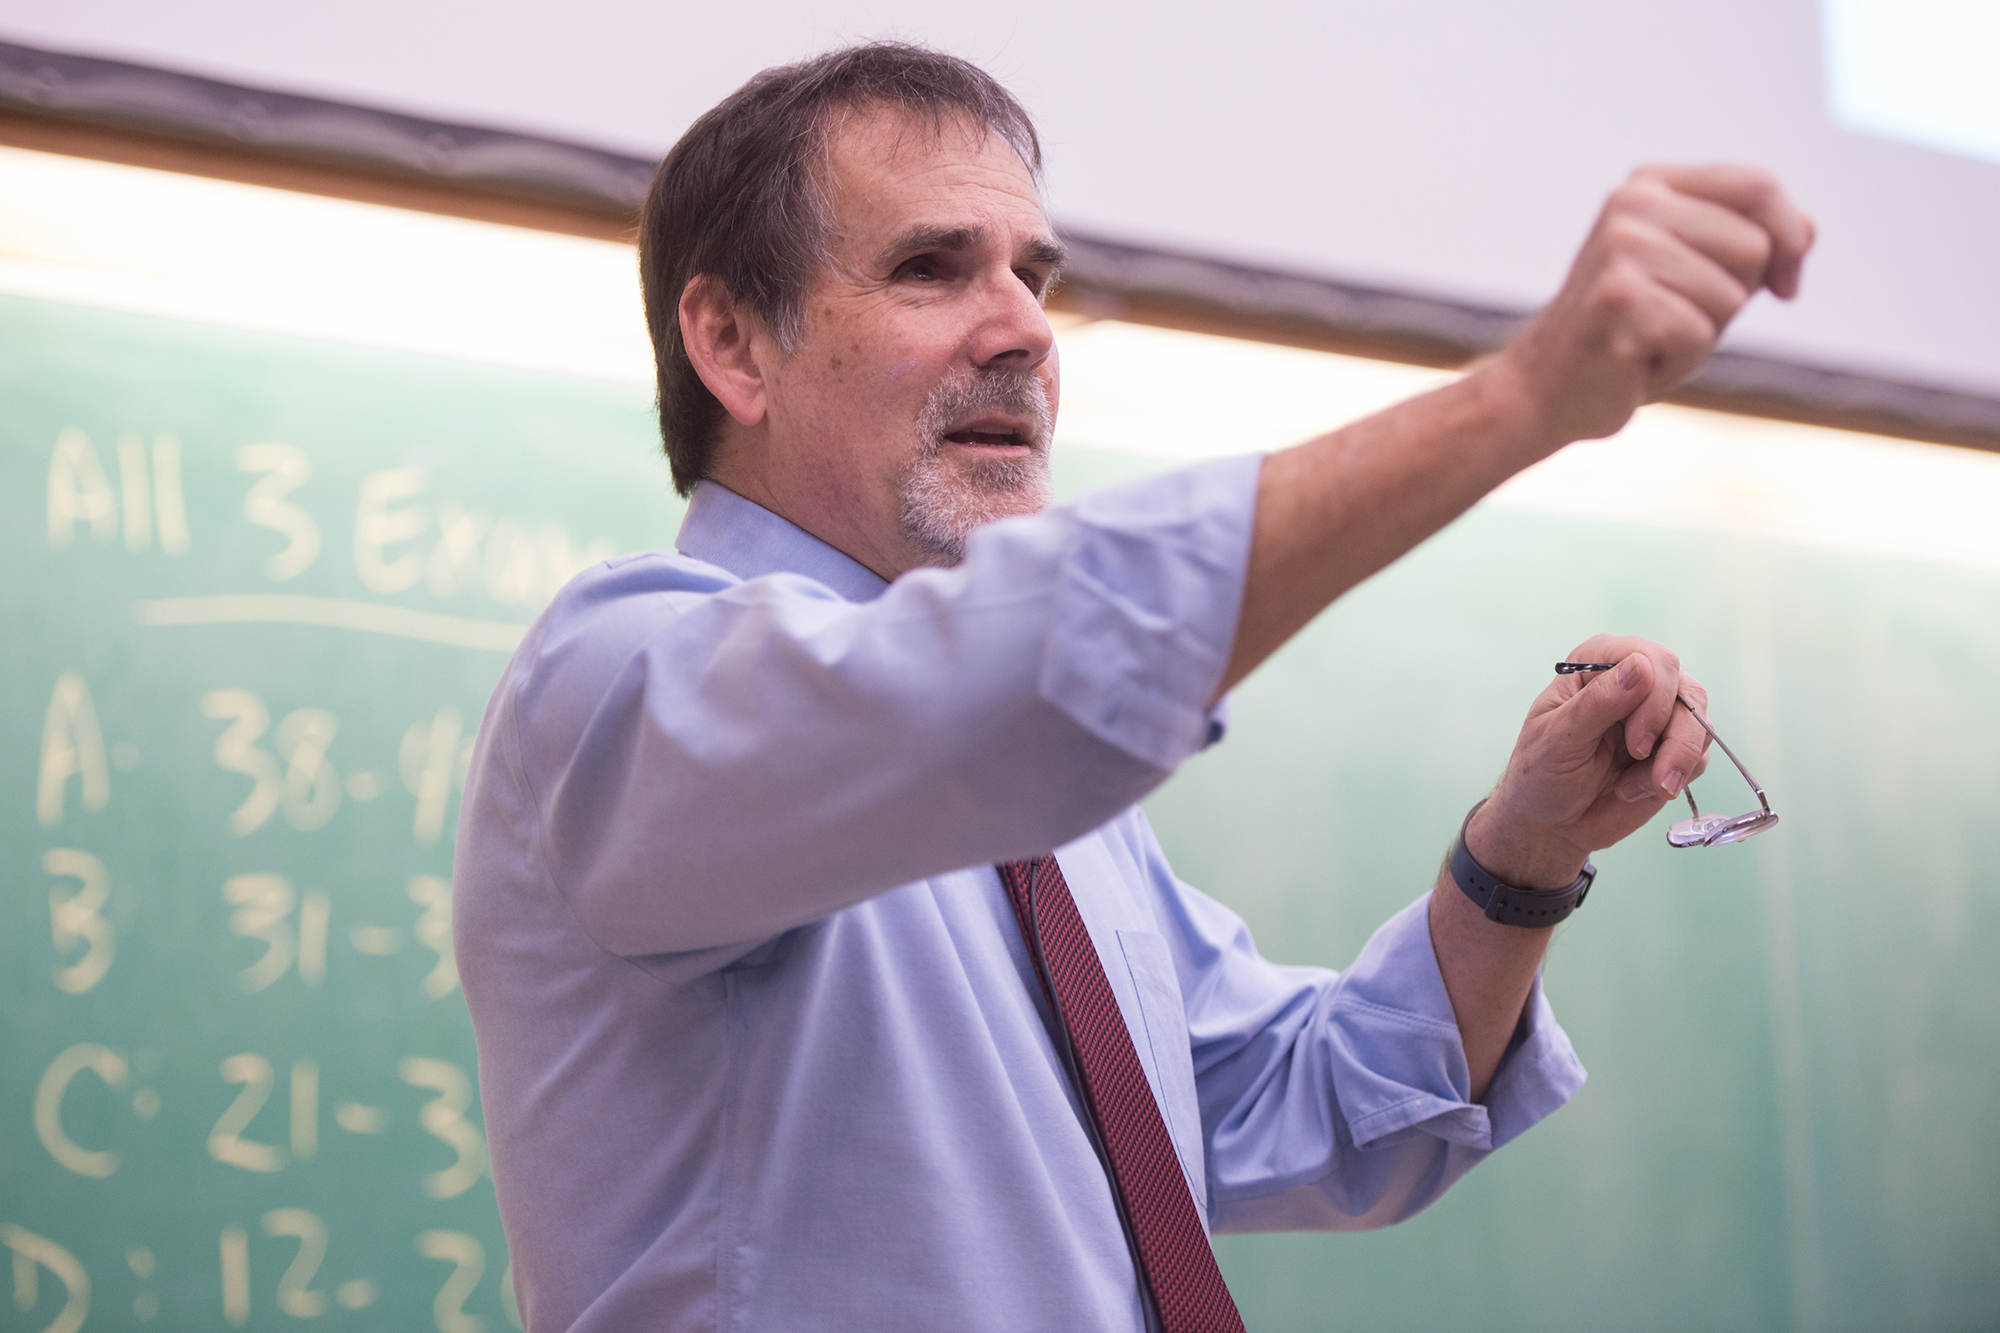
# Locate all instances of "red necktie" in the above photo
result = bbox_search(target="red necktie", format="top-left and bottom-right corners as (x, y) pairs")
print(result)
(997, 857), (1247, 1333)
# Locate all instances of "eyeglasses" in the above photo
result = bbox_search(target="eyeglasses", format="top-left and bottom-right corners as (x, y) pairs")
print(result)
(1555, 663), (1780, 847)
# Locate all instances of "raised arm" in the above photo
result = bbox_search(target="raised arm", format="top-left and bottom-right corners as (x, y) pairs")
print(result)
(1218, 164), (1814, 696)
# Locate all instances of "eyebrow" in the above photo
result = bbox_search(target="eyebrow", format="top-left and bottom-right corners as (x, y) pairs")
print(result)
(1023, 237), (1068, 275)
(879, 224), (1069, 277)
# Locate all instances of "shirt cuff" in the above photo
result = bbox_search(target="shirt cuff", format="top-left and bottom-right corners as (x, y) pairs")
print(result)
(1037, 453), (1260, 773)
(1327, 895), (1587, 1154)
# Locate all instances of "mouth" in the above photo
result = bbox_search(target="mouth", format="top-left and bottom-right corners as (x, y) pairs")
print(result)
(941, 420), (1034, 451)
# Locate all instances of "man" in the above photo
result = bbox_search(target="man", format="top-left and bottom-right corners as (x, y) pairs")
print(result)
(456, 43), (1811, 1333)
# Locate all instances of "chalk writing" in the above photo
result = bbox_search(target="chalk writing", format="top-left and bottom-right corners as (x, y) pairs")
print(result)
(2, 1224), (90, 1333)
(47, 427), (187, 556)
(43, 849), (113, 994)
(398, 1058), (486, 1199)
(34, 1044), (127, 1179)
(36, 674), (108, 829)
(236, 443), (319, 581)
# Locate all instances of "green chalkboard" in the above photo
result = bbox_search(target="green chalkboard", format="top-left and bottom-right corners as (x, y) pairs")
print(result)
(1057, 450), (2000, 1333)
(2, 292), (679, 1331)
(6, 291), (1998, 1333)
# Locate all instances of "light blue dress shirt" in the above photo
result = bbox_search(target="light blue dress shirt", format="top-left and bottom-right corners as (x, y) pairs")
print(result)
(455, 454), (1586, 1333)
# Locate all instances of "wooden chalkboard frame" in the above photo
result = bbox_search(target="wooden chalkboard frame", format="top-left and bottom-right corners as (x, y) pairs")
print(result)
(4, 36), (1999, 455)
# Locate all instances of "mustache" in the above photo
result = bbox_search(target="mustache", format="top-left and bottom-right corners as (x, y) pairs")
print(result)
(914, 369), (1053, 453)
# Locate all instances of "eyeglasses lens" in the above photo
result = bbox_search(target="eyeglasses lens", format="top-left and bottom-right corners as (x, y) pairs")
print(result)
(1707, 811), (1779, 845)
(1668, 810), (1779, 847)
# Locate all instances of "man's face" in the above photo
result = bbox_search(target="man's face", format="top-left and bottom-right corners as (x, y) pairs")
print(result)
(755, 107), (1064, 574)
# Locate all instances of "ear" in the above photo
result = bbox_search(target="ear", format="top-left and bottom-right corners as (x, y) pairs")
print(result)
(679, 275), (769, 427)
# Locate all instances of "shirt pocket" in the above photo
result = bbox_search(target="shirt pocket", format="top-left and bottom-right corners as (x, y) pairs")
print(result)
(1115, 928), (1208, 1218)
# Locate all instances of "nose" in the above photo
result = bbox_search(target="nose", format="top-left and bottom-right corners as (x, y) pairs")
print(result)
(967, 267), (1055, 373)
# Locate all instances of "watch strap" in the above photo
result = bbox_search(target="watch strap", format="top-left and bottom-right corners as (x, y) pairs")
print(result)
(1449, 800), (1594, 928)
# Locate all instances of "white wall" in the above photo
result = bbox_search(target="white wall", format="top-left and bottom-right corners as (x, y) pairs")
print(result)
(7, 0), (1997, 395)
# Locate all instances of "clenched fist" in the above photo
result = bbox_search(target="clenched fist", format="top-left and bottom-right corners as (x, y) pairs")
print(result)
(1489, 165), (1816, 445)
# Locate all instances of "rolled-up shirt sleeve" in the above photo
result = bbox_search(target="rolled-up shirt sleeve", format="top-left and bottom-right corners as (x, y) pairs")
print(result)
(490, 453), (1259, 959)
(1122, 816), (1587, 1233)
(1040, 464), (1250, 766)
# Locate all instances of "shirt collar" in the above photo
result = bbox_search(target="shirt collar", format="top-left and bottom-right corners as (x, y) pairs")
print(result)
(674, 480), (891, 604)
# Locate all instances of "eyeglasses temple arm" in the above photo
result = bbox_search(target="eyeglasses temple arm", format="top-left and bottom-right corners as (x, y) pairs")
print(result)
(1675, 695), (1772, 816)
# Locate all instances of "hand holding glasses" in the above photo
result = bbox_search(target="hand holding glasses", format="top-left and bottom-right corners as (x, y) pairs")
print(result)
(1554, 662), (1779, 847)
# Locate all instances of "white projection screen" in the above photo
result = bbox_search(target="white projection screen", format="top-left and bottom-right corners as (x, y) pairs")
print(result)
(4, 0), (1999, 398)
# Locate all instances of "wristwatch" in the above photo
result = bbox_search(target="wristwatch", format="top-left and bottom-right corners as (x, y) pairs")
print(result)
(1448, 800), (1594, 927)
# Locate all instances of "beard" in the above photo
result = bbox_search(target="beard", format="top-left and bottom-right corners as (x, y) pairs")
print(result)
(896, 367), (1055, 567)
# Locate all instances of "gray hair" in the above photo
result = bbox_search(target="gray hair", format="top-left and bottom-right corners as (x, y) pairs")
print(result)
(637, 42), (1045, 495)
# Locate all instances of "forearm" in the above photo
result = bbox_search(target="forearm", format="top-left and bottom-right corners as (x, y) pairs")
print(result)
(1427, 871), (1553, 1104)
(1428, 798), (1588, 1102)
(1217, 360), (1561, 697)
